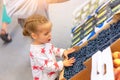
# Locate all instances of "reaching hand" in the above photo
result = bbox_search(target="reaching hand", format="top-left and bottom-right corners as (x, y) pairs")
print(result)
(63, 48), (75, 59)
(63, 57), (75, 67)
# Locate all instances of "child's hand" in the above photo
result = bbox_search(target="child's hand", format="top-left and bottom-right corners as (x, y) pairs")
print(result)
(63, 57), (75, 67)
(63, 48), (75, 59)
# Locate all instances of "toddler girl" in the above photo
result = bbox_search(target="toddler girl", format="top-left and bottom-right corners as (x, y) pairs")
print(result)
(23, 14), (75, 80)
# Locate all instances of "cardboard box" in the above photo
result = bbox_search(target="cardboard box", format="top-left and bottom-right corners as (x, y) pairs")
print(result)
(68, 38), (120, 80)
(111, 38), (120, 53)
(91, 39), (120, 80)
(91, 37), (120, 80)
(91, 48), (114, 80)
(71, 58), (92, 80)
(59, 57), (92, 80)
(61, 11), (120, 80)
(110, 38), (120, 80)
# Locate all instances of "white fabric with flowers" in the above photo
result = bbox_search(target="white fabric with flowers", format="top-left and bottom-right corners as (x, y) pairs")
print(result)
(30, 43), (65, 80)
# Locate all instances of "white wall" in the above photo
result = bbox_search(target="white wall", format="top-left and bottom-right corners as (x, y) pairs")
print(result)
(49, 0), (84, 48)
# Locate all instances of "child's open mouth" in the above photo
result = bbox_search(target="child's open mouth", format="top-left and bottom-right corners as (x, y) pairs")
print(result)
(48, 39), (51, 42)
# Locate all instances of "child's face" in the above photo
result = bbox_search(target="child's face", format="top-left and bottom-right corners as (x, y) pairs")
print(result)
(32, 22), (52, 44)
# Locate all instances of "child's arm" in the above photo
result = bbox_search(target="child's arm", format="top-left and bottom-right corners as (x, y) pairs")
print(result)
(51, 44), (75, 59)
(30, 52), (75, 73)
(51, 44), (65, 58)
(63, 48), (75, 59)
(30, 52), (63, 73)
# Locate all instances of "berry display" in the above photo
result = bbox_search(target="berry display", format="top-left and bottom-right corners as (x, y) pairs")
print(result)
(64, 21), (120, 80)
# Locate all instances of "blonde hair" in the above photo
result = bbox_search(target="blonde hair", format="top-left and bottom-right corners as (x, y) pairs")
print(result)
(23, 14), (49, 36)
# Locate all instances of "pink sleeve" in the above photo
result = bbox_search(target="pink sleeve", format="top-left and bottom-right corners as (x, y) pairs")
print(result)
(30, 52), (63, 73)
(51, 44), (65, 58)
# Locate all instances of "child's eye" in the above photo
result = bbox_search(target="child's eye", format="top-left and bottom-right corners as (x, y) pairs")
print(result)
(44, 33), (48, 35)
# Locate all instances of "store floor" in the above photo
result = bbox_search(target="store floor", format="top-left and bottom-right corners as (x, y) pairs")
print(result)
(0, 18), (33, 80)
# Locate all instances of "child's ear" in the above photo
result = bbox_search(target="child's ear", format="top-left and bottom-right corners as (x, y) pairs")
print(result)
(31, 33), (37, 40)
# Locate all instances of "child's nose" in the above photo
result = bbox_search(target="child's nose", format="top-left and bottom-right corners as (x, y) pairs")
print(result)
(49, 33), (51, 37)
